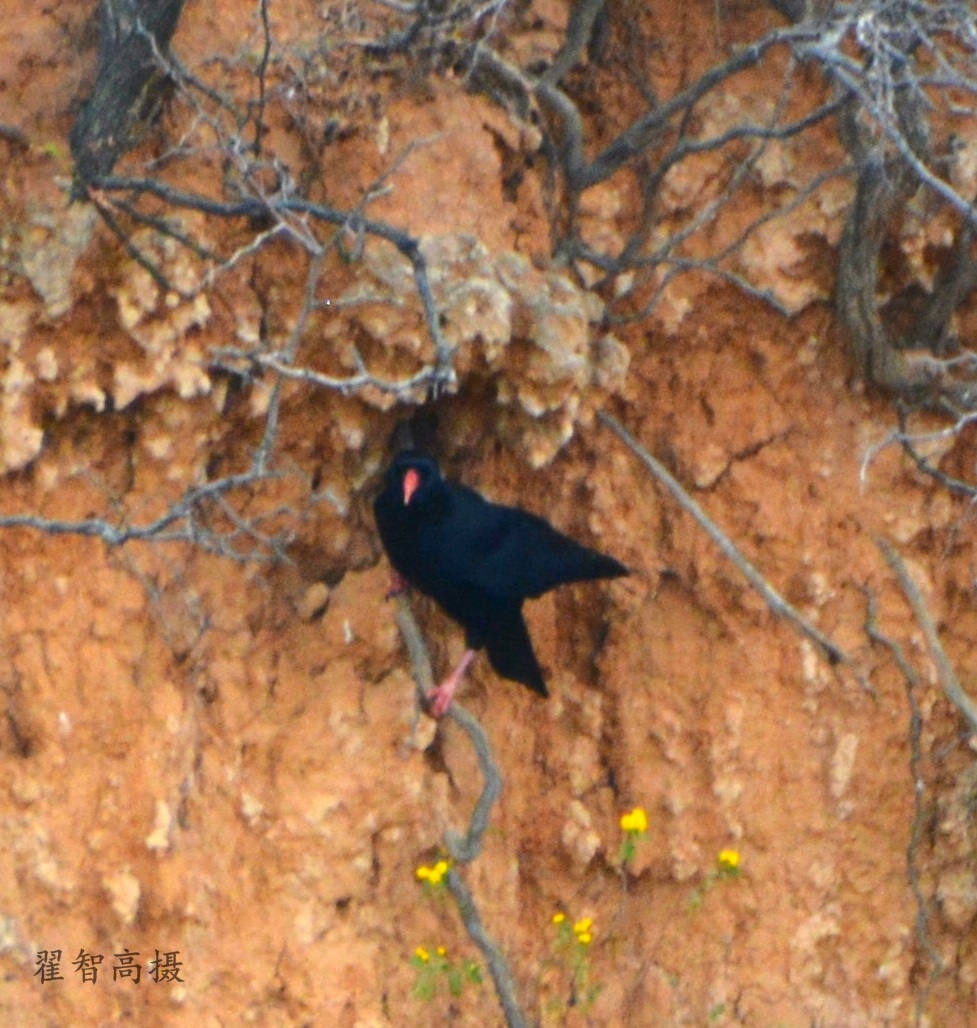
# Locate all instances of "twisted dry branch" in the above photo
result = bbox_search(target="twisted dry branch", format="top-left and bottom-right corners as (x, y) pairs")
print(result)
(392, 594), (527, 1028)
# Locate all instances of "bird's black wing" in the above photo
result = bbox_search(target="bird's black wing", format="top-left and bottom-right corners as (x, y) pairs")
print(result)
(438, 485), (627, 600)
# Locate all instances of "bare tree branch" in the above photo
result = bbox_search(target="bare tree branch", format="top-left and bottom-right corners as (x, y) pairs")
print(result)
(392, 595), (527, 1028)
(875, 537), (977, 734)
(863, 586), (946, 1024)
(70, 0), (187, 192)
(599, 411), (850, 669)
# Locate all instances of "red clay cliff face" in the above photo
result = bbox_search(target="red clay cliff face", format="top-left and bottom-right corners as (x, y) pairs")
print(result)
(2, 2), (977, 1026)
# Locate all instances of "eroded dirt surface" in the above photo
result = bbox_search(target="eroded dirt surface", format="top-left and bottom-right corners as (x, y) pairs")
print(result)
(3, 2), (977, 1026)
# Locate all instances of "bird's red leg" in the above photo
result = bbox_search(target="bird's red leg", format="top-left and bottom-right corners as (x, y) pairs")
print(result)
(386, 570), (408, 599)
(427, 649), (476, 717)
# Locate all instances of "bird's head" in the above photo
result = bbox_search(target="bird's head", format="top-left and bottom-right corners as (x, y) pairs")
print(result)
(389, 453), (441, 508)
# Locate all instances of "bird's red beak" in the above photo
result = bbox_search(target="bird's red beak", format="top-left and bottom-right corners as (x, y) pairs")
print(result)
(403, 467), (421, 506)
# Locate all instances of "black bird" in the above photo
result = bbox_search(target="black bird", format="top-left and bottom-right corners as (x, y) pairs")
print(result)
(374, 453), (628, 715)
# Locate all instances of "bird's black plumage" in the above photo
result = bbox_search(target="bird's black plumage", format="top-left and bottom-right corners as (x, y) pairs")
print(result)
(374, 453), (628, 704)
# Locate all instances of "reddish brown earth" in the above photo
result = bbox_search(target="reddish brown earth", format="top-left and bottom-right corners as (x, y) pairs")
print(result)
(2, 2), (977, 1026)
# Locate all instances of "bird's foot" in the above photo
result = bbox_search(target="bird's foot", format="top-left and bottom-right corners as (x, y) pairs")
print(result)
(386, 571), (408, 600)
(425, 681), (457, 718)
(424, 649), (476, 718)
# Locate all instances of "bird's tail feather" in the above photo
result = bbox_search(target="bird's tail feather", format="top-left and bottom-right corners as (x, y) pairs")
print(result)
(485, 611), (548, 697)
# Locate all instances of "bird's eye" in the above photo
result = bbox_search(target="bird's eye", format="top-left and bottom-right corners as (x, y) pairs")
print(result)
(403, 467), (422, 506)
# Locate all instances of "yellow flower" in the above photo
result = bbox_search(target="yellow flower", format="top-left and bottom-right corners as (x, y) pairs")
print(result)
(416, 859), (451, 885)
(576, 932), (592, 945)
(573, 917), (594, 938)
(718, 848), (741, 871)
(620, 807), (649, 834)
(415, 946), (430, 962)
(436, 946), (447, 957)
(551, 911), (566, 925)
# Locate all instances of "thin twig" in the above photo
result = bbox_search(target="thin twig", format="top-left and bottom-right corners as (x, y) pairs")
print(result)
(875, 537), (977, 734)
(860, 409), (977, 499)
(252, 0), (272, 155)
(94, 176), (457, 394)
(862, 586), (944, 1025)
(599, 411), (849, 668)
(580, 27), (809, 188)
(0, 467), (287, 559)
